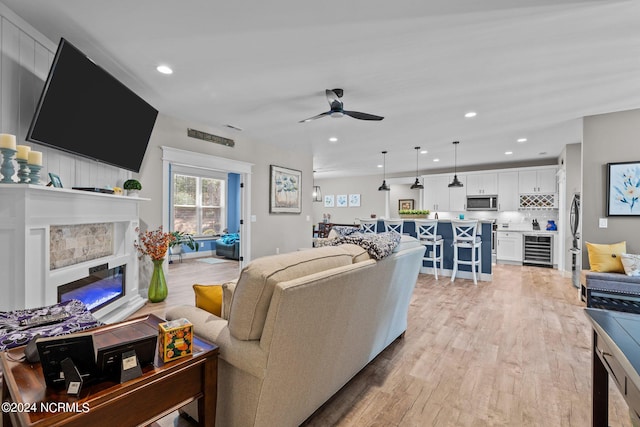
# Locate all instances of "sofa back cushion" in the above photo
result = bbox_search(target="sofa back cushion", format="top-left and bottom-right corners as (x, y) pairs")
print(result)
(228, 247), (354, 340)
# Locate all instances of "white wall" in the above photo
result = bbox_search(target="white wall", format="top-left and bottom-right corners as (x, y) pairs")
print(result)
(312, 175), (388, 225)
(582, 108), (640, 267)
(558, 143), (582, 273)
(0, 7), (130, 189)
(140, 114), (313, 258)
(0, 4), (314, 262)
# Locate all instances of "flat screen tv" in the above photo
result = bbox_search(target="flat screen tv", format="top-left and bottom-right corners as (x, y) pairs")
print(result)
(27, 38), (158, 173)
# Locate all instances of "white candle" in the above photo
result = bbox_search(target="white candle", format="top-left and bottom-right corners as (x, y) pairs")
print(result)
(28, 151), (42, 166)
(16, 145), (31, 160)
(0, 134), (16, 150)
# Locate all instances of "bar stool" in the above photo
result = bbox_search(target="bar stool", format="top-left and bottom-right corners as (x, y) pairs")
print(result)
(359, 219), (378, 233)
(415, 219), (443, 279)
(384, 219), (404, 235)
(451, 219), (482, 285)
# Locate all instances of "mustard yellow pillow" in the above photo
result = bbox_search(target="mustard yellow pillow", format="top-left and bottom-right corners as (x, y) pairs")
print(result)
(193, 284), (223, 317)
(586, 241), (627, 273)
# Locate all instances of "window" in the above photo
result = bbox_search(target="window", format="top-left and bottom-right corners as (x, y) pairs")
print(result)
(172, 170), (226, 236)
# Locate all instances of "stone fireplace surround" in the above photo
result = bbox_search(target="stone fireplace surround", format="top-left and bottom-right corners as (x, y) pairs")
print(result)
(0, 184), (146, 323)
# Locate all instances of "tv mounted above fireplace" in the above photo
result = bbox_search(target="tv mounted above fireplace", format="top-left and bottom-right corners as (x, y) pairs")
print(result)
(27, 38), (158, 173)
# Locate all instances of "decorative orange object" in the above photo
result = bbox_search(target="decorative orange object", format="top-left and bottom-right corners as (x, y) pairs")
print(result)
(158, 318), (193, 362)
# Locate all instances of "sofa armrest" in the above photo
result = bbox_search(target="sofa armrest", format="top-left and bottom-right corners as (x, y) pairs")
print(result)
(166, 304), (267, 379)
(222, 279), (237, 320)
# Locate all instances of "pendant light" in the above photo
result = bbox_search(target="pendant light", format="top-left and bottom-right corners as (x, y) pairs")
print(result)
(448, 141), (463, 188)
(378, 150), (390, 191)
(410, 146), (424, 190)
(312, 185), (322, 202)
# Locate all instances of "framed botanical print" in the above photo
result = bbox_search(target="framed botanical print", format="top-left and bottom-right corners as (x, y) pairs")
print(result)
(348, 194), (361, 207)
(270, 165), (302, 214)
(336, 194), (348, 207)
(607, 161), (640, 216)
(324, 194), (334, 207)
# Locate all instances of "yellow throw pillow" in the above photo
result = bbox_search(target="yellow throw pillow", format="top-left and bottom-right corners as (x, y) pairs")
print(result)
(586, 241), (627, 273)
(193, 284), (223, 317)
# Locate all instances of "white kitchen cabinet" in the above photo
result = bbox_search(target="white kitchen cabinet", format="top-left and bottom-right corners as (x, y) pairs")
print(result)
(496, 231), (523, 262)
(466, 172), (498, 195)
(424, 175), (450, 212)
(519, 168), (557, 193)
(449, 175), (467, 211)
(537, 168), (557, 193)
(498, 171), (519, 211)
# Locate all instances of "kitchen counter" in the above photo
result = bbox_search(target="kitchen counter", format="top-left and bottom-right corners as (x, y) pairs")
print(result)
(383, 219), (492, 281)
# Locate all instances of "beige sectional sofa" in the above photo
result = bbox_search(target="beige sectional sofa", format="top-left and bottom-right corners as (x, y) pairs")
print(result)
(166, 236), (424, 427)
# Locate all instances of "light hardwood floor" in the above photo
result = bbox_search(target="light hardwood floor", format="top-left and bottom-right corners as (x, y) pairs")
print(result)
(145, 260), (633, 427)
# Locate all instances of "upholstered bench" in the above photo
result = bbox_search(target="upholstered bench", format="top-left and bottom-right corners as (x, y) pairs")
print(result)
(584, 271), (640, 314)
(0, 299), (102, 351)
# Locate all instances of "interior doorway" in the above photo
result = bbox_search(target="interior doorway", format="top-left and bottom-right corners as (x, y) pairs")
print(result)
(161, 146), (253, 277)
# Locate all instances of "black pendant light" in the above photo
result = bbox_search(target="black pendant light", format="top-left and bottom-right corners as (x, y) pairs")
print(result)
(410, 146), (424, 190)
(448, 141), (464, 188)
(378, 150), (390, 191)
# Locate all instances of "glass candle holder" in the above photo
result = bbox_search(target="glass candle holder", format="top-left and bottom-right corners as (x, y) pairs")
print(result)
(0, 148), (17, 183)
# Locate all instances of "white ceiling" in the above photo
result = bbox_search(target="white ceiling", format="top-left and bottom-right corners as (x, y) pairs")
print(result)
(3, 0), (640, 179)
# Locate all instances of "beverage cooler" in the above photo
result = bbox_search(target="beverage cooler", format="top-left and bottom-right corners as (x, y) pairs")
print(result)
(523, 234), (554, 267)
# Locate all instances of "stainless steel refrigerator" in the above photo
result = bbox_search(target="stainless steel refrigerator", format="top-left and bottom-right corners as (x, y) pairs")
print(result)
(569, 193), (581, 288)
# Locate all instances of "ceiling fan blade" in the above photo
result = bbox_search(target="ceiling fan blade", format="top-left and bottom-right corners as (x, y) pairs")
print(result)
(344, 110), (384, 121)
(298, 111), (331, 123)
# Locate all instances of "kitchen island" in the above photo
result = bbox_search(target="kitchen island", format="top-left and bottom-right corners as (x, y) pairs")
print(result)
(376, 219), (493, 282)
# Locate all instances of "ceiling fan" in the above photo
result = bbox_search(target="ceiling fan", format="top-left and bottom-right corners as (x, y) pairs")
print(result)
(299, 89), (384, 123)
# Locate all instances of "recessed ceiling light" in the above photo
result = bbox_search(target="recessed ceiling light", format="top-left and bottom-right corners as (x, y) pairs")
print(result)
(517, 138), (527, 143)
(505, 151), (513, 155)
(420, 150), (428, 154)
(433, 158), (440, 162)
(328, 137), (338, 142)
(377, 164), (383, 168)
(464, 112), (477, 118)
(156, 65), (173, 75)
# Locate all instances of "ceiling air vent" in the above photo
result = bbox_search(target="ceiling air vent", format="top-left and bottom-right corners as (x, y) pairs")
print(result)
(187, 128), (235, 147)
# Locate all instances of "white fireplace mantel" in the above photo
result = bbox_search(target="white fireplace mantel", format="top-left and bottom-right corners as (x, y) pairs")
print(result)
(0, 184), (147, 323)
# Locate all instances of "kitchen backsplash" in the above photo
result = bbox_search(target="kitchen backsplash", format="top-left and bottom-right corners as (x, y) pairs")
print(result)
(433, 209), (559, 229)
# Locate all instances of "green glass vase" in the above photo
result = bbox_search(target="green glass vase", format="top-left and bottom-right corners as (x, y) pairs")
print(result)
(148, 258), (168, 303)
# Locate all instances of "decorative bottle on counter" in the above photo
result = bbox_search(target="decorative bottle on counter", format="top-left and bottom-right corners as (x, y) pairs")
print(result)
(435, 212), (439, 219)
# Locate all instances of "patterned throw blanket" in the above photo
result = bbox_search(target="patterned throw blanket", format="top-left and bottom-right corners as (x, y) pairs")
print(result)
(323, 227), (401, 260)
(0, 299), (102, 350)
(220, 233), (240, 244)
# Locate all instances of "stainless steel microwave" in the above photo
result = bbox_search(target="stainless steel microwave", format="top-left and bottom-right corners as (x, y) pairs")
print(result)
(466, 195), (498, 211)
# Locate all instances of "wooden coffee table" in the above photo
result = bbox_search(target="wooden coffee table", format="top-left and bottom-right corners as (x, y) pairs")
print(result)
(1, 314), (218, 427)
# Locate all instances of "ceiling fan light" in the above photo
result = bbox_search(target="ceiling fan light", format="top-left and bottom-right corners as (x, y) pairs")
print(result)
(330, 111), (344, 118)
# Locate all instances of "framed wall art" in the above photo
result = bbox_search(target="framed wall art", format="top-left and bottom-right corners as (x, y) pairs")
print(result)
(48, 172), (63, 188)
(324, 194), (334, 207)
(398, 199), (414, 211)
(336, 194), (348, 207)
(269, 165), (302, 214)
(607, 161), (640, 216)
(348, 194), (361, 207)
